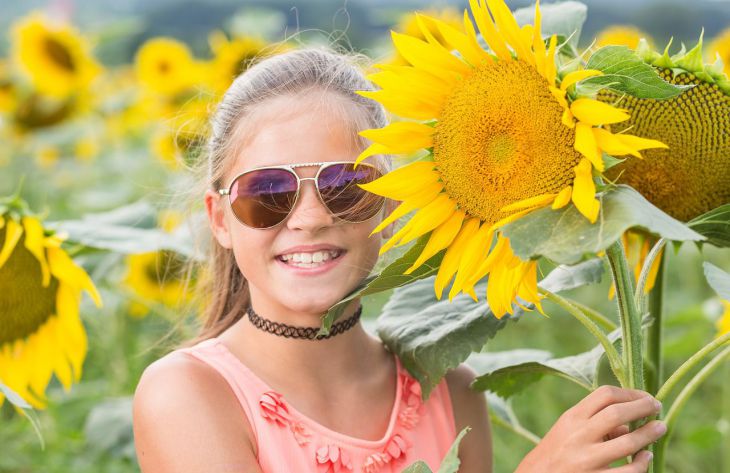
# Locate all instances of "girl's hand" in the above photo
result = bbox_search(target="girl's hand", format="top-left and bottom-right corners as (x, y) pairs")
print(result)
(515, 385), (666, 473)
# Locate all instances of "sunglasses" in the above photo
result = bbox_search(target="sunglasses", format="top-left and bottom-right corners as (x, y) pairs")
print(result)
(217, 161), (387, 229)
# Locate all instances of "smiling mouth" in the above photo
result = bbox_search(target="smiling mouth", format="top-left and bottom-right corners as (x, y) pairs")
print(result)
(276, 249), (345, 268)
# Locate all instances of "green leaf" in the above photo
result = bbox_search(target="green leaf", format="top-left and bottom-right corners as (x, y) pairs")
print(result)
(84, 397), (136, 461)
(319, 233), (443, 336)
(376, 258), (604, 398)
(689, 204), (730, 248)
(469, 328), (623, 397)
(0, 380), (45, 448)
(582, 45), (690, 99)
(703, 262), (730, 301)
(45, 201), (199, 259)
(401, 426), (471, 473)
(486, 392), (541, 444)
(0, 380), (31, 409)
(513, 1), (587, 47)
(501, 185), (705, 265)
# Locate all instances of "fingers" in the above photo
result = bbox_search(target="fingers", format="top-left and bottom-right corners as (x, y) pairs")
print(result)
(599, 450), (654, 473)
(593, 420), (667, 467)
(590, 394), (662, 438)
(575, 385), (655, 419)
(603, 424), (630, 441)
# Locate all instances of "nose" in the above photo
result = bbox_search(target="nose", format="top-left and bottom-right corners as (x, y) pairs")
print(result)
(285, 177), (336, 232)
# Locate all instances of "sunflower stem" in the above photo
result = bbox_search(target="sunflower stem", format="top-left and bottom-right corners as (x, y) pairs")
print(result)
(606, 240), (644, 392)
(559, 297), (618, 332)
(653, 345), (730, 473)
(539, 288), (626, 386)
(644, 245), (666, 395)
(489, 411), (541, 446)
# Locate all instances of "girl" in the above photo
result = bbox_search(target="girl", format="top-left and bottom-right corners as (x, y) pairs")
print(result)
(132, 47), (666, 473)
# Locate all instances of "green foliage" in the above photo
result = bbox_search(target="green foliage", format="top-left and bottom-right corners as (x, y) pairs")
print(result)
(502, 185), (704, 265)
(690, 204), (730, 249)
(582, 45), (691, 99)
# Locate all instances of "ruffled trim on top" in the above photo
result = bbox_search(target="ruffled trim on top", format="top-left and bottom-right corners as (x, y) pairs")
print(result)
(257, 365), (425, 472)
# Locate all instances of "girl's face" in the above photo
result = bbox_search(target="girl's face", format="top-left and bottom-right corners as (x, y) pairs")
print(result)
(205, 93), (396, 321)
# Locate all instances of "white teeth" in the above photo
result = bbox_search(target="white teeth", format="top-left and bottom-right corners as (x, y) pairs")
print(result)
(279, 250), (341, 266)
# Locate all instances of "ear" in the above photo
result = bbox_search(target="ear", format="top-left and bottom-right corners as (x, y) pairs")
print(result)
(379, 198), (399, 240)
(204, 189), (233, 249)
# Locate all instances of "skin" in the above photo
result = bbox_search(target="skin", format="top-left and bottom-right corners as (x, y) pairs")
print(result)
(132, 90), (492, 472)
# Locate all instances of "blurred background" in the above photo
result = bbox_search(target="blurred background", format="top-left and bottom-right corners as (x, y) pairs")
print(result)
(1, 0), (729, 472)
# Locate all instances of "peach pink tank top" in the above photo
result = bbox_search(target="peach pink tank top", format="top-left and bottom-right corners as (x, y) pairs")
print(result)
(174, 337), (457, 472)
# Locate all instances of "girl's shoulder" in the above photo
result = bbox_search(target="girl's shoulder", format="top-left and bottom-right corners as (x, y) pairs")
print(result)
(132, 347), (260, 471)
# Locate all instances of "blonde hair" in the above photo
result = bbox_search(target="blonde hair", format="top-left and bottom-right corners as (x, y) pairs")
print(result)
(170, 46), (391, 349)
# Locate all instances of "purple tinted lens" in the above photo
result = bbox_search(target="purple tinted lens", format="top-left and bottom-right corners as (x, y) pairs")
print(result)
(229, 169), (298, 228)
(318, 163), (385, 222)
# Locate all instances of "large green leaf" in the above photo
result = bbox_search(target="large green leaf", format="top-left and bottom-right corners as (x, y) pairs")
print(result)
(319, 233), (443, 336)
(45, 201), (199, 259)
(582, 45), (690, 99)
(513, 1), (587, 48)
(501, 185), (705, 265)
(376, 258), (604, 398)
(0, 380), (31, 409)
(469, 327), (622, 397)
(689, 204), (730, 248)
(401, 426), (471, 473)
(704, 262), (730, 300)
(84, 397), (136, 461)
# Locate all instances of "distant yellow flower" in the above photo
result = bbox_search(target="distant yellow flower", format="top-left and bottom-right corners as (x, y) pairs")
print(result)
(356, 0), (666, 318)
(122, 211), (194, 317)
(596, 25), (653, 50)
(0, 208), (102, 408)
(11, 12), (102, 99)
(206, 31), (281, 95)
(74, 136), (99, 162)
(134, 38), (200, 97)
(717, 300), (730, 337)
(0, 61), (15, 113)
(36, 145), (60, 168)
(708, 27), (730, 76)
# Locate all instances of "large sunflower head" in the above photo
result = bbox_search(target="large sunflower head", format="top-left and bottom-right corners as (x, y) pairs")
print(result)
(134, 37), (201, 98)
(354, 0), (667, 318)
(391, 8), (465, 65)
(0, 195), (102, 408)
(598, 37), (730, 222)
(11, 12), (102, 99)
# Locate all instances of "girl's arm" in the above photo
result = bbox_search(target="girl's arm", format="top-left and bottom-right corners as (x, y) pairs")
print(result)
(446, 364), (493, 473)
(133, 355), (263, 473)
(516, 385), (665, 473)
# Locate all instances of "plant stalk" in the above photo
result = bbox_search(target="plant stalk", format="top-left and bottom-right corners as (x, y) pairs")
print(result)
(645, 246), (666, 394)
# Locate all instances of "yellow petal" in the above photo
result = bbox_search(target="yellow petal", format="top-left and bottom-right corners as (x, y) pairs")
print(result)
(571, 98), (630, 126)
(571, 158), (600, 223)
(366, 70), (450, 107)
(532, 0), (547, 76)
(355, 90), (441, 121)
(47, 246), (102, 307)
(500, 192), (556, 213)
(369, 183), (444, 236)
(434, 217), (481, 299)
(574, 122), (605, 171)
(395, 194), (457, 247)
(432, 15), (490, 67)
(560, 69), (603, 91)
(488, 206), (538, 233)
(22, 216), (51, 287)
(359, 122), (435, 153)
(405, 209), (466, 274)
(0, 217), (23, 270)
(486, 0), (533, 65)
(449, 222), (494, 299)
(613, 132), (669, 154)
(552, 186), (572, 209)
(391, 30), (471, 79)
(469, 0), (511, 60)
(544, 34), (558, 85)
(357, 161), (440, 199)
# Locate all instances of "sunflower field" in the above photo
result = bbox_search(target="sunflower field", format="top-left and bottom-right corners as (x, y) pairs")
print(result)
(1, 1), (729, 472)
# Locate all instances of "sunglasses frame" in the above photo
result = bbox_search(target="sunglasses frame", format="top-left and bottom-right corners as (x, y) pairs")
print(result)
(217, 161), (387, 230)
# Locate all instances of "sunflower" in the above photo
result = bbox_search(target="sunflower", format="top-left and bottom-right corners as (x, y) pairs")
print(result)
(122, 211), (195, 317)
(206, 31), (280, 95)
(391, 8), (465, 65)
(595, 25), (653, 50)
(599, 38), (730, 222)
(354, 0), (666, 318)
(709, 27), (730, 76)
(11, 12), (101, 99)
(134, 37), (201, 97)
(717, 300), (730, 338)
(0, 200), (102, 408)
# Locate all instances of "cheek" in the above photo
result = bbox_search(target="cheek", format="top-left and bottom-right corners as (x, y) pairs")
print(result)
(229, 231), (274, 281)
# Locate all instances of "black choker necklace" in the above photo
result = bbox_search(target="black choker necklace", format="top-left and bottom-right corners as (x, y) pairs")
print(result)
(246, 305), (362, 340)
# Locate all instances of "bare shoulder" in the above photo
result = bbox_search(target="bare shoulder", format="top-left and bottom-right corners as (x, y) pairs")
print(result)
(133, 351), (261, 473)
(444, 363), (493, 473)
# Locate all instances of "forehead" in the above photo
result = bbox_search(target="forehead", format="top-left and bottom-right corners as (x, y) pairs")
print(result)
(227, 92), (364, 175)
